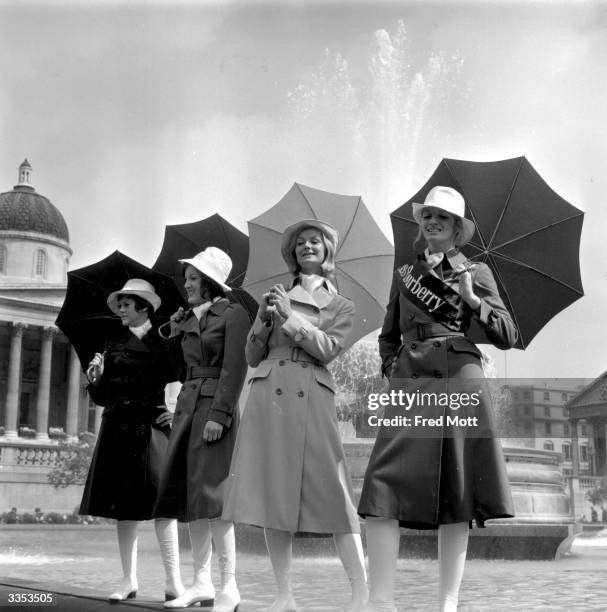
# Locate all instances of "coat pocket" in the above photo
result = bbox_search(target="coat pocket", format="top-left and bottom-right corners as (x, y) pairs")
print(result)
(199, 378), (219, 397)
(247, 361), (273, 385)
(448, 336), (482, 359)
(314, 367), (336, 393)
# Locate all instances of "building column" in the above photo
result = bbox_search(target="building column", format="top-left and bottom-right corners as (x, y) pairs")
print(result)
(35, 327), (55, 442)
(94, 405), (103, 435)
(65, 347), (81, 441)
(4, 323), (25, 439)
(570, 418), (580, 477)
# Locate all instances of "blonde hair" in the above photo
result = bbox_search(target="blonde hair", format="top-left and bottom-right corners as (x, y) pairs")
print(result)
(285, 226), (337, 281)
(413, 215), (464, 250)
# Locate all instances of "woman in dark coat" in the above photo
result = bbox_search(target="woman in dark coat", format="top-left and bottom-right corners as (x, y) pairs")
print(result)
(358, 187), (518, 612)
(223, 220), (368, 612)
(79, 278), (184, 603)
(154, 247), (249, 612)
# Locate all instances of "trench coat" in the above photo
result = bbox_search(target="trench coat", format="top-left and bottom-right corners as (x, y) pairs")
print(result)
(358, 254), (518, 529)
(153, 298), (249, 522)
(222, 279), (361, 534)
(79, 326), (173, 520)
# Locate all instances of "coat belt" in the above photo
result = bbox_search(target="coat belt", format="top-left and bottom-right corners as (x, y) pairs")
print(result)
(266, 346), (319, 365)
(185, 365), (221, 380)
(402, 323), (465, 342)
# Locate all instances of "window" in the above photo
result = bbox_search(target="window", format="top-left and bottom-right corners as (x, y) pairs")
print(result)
(561, 392), (568, 401)
(544, 406), (551, 417)
(523, 391), (531, 400)
(580, 445), (588, 462)
(524, 406), (531, 415)
(0, 244), (6, 273)
(543, 440), (554, 451)
(581, 423), (587, 437)
(564, 423), (570, 437)
(563, 443), (571, 460)
(545, 422), (552, 435)
(34, 249), (47, 278)
(544, 391), (550, 401)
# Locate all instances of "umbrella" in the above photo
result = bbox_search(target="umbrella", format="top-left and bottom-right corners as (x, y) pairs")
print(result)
(390, 156), (584, 349)
(152, 213), (258, 322)
(56, 250), (186, 371)
(244, 182), (394, 351)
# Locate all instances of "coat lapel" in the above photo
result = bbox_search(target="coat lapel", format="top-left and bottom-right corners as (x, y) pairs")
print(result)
(288, 282), (335, 310)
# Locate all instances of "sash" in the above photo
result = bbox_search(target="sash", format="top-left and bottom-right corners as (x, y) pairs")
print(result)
(395, 259), (464, 331)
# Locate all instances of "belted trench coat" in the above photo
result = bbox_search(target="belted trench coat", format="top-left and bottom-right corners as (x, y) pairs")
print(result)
(80, 327), (174, 520)
(358, 255), (518, 529)
(153, 298), (249, 522)
(222, 280), (361, 534)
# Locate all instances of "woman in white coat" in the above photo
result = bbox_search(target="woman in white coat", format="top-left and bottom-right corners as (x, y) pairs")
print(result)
(223, 220), (368, 612)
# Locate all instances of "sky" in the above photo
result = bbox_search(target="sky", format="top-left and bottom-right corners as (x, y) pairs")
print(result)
(1, 0), (605, 380)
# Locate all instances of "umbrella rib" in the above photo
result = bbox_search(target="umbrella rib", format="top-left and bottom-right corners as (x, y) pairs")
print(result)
(336, 197), (361, 259)
(244, 271), (290, 289)
(487, 213), (584, 250)
(295, 183), (321, 218)
(336, 265), (387, 312)
(68, 274), (113, 294)
(336, 253), (394, 265)
(443, 159), (488, 249)
(481, 251), (584, 295)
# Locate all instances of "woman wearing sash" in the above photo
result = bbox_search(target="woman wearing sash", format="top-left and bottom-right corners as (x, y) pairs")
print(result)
(358, 187), (518, 612)
(223, 220), (368, 612)
(80, 279), (184, 603)
(154, 247), (249, 612)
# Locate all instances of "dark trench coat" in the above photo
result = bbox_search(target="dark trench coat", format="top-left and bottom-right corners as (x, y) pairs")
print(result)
(79, 327), (174, 521)
(358, 255), (518, 529)
(153, 298), (249, 522)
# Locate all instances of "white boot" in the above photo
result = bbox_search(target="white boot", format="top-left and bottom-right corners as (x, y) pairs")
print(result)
(264, 528), (296, 612)
(165, 518), (215, 608)
(334, 532), (368, 612)
(108, 520), (139, 601)
(155, 518), (185, 601)
(210, 519), (240, 612)
(363, 518), (400, 612)
(438, 522), (469, 612)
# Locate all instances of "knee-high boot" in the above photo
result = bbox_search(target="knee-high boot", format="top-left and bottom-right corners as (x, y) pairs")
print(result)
(334, 532), (368, 612)
(155, 518), (185, 601)
(264, 528), (296, 612)
(164, 518), (214, 609)
(210, 519), (239, 612)
(108, 520), (139, 601)
(438, 522), (469, 612)
(362, 518), (399, 612)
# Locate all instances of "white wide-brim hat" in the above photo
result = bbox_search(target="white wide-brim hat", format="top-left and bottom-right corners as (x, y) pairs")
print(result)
(179, 246), (232, 293)
(412, 186), (476, 246)
(107, 278), (161, 315)
(280, 219), (339, 271)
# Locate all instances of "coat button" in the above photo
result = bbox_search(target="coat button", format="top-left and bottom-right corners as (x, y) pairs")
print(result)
(276, 389), (283, 395)
(190, 383), (196, 389)
(297, 391), (305, 397)
(411, 342), (417, 349)
(433, 341), (441, 347)
(124, 399), (130, 405)
(411, 373), (419, 379)
(302, 363), (308, 368)
(434, 370), (443, 378)
(408, 314), (414, 320)
(279, 360), (286, 366)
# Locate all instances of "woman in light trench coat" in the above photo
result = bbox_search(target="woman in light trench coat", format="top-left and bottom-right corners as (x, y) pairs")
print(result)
(153, 247), (249, 612)
(358, 187), (518, 612)
(223, 219), (368, 612)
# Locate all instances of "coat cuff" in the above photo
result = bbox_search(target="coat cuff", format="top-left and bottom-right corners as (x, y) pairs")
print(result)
(207, 408), (233, 428)
(475, 300), (493, 327)
(280, 311), (310, 343)
(248, 315), (272, 348)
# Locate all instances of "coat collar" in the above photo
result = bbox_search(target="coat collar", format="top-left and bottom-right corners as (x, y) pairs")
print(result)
(179, 297), (230, 332)
(288, 277), (336, 310)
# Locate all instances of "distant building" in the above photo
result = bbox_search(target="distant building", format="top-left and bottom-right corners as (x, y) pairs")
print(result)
(505, 381), (590, 476)
(0, 160), (94, 440)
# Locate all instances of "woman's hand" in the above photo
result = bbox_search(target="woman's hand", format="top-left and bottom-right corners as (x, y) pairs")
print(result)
(86, 352), (105, 383)
(155, 408), (173, 428)
(456, 268), (481, 311)
(258, 292), (276, 323)
(267, 284), (293, 320)
(203, 420), (224, 442)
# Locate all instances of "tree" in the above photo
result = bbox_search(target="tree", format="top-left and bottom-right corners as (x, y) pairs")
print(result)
(47, 432), (96, 488)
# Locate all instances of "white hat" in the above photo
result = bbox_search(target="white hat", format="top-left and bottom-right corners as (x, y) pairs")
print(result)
(412, 186), (476, 245)
(107, 278), (161, 314)
(179, 247), (232, 293)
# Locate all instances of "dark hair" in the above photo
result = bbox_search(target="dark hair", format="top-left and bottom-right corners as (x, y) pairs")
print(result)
(181, 264), (225, 301)
(115, 293), (153, 314)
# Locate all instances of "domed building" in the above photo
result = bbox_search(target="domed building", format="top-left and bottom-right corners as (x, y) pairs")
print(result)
(0, 161), (92, 512)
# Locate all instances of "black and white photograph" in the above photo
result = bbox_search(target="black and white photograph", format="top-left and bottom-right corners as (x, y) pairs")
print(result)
(0, 1), (605, 610)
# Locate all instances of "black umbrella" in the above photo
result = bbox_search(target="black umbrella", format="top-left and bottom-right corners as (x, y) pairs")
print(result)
(152, 213), (258, 322)
(390, 157), (584, 349)
(56, 250), (186, 371)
